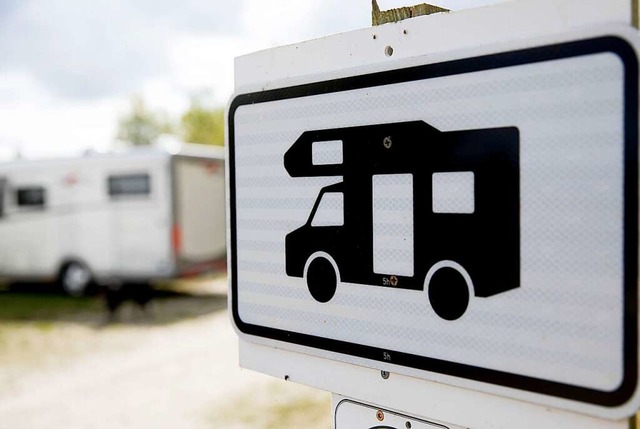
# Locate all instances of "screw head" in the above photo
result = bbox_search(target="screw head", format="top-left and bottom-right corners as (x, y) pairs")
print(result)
(381, 370), (390, 379)
(383, 136), (392, 149)
(376, 410), (385, 421)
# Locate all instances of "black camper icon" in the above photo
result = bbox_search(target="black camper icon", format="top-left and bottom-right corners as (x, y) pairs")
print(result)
(284, 121), (520, 320)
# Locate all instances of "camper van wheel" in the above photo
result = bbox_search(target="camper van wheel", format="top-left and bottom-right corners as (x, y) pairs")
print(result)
(60, 262), (92, 297)
(305, 256), (338, 303)
(427, 266), (470, 321)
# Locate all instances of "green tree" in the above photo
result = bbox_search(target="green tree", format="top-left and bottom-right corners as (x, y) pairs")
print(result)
(117, 96), (173, 146)
(181, 101), (224, 146)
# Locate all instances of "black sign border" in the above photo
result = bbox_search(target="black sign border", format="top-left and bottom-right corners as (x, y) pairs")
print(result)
(228, 35), (638, 408)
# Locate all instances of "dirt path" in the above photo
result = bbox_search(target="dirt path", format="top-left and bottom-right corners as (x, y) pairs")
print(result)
(0, 282), (330, 429)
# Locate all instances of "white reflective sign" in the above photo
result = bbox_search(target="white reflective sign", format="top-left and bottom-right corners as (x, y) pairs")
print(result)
(228, 27), (640, 418)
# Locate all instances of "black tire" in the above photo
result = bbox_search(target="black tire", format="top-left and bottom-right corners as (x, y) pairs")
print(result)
(306, 257), (338, 303)
(59, 261), (93, 297)
(427, 267), (470, 321)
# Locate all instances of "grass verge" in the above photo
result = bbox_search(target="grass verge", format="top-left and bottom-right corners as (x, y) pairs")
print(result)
(0, 292), (100, 321)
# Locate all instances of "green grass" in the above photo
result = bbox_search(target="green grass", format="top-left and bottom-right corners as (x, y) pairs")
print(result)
(0, 293), (101, 321)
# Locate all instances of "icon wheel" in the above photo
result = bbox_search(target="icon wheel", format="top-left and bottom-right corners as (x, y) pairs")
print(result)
(305, 256), (338, 303)
(427, 266), (470, 321)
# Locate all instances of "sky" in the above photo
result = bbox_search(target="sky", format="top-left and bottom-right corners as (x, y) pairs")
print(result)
(0, 0), (508, 159)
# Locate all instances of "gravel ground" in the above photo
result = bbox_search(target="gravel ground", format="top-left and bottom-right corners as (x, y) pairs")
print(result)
(3, 279), (634, 428)
(0, 279), (330, 429)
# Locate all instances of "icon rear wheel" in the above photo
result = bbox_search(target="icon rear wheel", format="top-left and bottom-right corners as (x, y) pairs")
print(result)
(306, 257), (338, 303)
(427, 266), (470, 321)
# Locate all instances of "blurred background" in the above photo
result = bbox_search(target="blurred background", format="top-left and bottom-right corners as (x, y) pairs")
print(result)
(0, 1), (507, 428)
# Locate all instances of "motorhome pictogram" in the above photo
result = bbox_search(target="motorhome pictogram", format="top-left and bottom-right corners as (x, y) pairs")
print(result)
(284, 120), (520, 320)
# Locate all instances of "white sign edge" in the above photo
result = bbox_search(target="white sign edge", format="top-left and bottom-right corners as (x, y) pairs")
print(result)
(233, 0), (634, 92)
(241, 342), (630, 429)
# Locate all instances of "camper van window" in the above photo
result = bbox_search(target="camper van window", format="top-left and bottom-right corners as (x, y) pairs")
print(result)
(16, 187), (46, 207)
(108, 174), (151, 197)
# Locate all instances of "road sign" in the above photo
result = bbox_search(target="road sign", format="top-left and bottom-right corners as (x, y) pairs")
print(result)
(228, 25), (640, 419)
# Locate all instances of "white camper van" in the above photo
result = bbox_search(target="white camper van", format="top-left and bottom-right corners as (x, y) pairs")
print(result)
(0, 144), (226, 295)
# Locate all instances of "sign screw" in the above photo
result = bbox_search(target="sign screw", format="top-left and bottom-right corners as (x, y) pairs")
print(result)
(381, 370), (390, 379)
(376, 410), (385, 421)
(383, 136), (392, 149)
(406, 422), (412, 429)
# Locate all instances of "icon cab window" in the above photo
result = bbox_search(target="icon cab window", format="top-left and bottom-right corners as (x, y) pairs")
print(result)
(309, 190), (344, 226)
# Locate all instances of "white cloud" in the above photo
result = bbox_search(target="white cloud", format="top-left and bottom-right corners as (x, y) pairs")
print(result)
(240, 1), (325, 45)
(0, 72), (52, 106)
(168, 35), (262, 106)
(0, 0), (512, 158)
(136, 79), (187, 118)
(0, 0), (242, 100)
(0, 96), (125, 158)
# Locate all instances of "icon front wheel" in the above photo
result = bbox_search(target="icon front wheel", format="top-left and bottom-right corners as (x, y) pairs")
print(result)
(305, 256), (338, 303)
(427, 266), (470, 321)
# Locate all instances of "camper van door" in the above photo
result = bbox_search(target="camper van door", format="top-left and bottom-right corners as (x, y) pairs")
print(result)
(108, 163), (171, 278)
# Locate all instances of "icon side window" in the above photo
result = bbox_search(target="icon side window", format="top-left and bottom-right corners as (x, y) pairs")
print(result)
(432, 171), (475, 214)
(310, 192), (344, 226)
